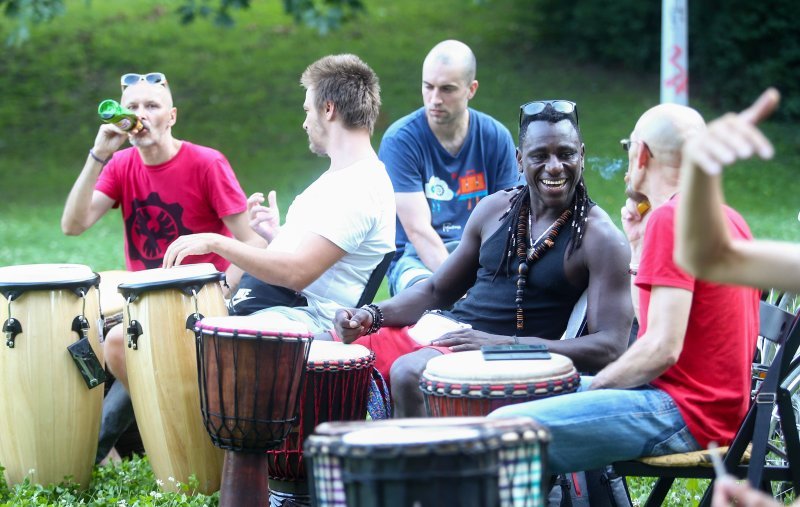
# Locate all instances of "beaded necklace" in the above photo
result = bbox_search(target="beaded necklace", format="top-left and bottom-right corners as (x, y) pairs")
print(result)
(515, 204), (573, 331)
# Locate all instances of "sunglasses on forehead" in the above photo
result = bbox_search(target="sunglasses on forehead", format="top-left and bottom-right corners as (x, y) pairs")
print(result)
(519, 100), (579, 129)
(120, 72), (168, 91)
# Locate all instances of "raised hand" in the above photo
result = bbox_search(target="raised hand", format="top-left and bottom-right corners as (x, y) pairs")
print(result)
(621, 197), (649, 247)
(248, 190), (281, 242)
(683, 88), (779, 176)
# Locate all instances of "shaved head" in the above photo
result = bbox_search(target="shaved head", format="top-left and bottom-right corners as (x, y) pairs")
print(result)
(423, 39), (477, 84)
(633, 103), (705, 167)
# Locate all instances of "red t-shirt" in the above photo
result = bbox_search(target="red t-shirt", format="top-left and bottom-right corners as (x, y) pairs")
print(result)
(96, 142), (247, 272)
(636, 197), (759, 448)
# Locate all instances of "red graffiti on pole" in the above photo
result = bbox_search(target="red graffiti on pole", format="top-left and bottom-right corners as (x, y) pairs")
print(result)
(664, 44), (687, 96)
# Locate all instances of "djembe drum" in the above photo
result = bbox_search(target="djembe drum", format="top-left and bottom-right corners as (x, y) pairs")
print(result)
(194, 313), (313, 507)
(305, 417), (550, 507)
(420, 350), (580, 417)
(118, 263), (227, 494)
(0, 264), (103, 488)
(267, 341), (375, 505)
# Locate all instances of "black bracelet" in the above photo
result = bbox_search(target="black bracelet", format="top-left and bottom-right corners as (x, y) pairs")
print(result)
(361, 303), (383, 335)
(89, 149), (111, 166)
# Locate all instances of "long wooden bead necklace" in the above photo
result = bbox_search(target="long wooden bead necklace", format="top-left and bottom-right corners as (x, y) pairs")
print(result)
(515, 204), (573, 331)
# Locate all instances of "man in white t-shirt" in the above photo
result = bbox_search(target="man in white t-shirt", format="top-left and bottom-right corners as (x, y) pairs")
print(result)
(163, 54), (395, 332)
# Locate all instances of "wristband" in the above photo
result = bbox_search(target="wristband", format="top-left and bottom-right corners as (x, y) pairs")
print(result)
(89, 149), (111, 166)
(361, 303), (384, 335)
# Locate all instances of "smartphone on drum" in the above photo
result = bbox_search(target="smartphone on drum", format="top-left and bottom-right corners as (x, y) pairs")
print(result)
(481, 344), (551, 361)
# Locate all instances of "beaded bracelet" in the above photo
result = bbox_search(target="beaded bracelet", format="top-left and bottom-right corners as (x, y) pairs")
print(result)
(361, 303), (384, 335)
(89, 149), (111, 166)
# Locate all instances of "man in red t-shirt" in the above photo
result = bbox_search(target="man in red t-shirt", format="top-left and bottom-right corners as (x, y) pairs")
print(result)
(491, 103), (759, 474)
(61, 73), (263, 462)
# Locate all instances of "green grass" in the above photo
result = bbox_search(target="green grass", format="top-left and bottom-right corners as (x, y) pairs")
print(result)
(0, 0), (798, 504)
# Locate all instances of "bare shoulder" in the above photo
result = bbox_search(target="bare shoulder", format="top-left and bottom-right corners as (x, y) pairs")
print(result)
(580, 205), (630, 266)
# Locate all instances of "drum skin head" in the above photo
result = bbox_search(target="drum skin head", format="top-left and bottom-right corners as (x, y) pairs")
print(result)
(423, 350), (576, 383)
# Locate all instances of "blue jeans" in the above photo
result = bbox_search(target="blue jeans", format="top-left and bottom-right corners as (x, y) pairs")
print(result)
(388, 241), (460, 296)
(488, 378), (700, 474)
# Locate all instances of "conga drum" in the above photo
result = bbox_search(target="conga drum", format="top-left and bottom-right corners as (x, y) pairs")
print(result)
(118, 264), (227, 494)
(267, 341), (375, 504)
(419, 350), (580, 417)
(305, 417), (550, 507)
(194, 313), (313, 507)
(0, 264), (103, 488)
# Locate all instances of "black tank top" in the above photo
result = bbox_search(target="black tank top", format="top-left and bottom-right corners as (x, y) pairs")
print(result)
(447, 211), (585, 338)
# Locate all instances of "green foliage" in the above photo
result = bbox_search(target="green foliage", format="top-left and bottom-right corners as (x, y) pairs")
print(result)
(0, 0), (364, 45)
(528, 0), (800, 120)
(0, 458), (218, 505)
(0, 0), (797, 278)
(627, 476), (711, 506)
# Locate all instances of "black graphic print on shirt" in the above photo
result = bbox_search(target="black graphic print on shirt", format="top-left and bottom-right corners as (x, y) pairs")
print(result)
(125, 192), (192, 269)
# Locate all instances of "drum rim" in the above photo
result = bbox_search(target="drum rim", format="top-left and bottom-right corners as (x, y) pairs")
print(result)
(0, 272), (100, 300)
(419, 370), (580, 398)
(196, 325), (314, 340)
(306, 351), (376, 371)
(305, 424), (545, 458)
(118, 271), (224, 298)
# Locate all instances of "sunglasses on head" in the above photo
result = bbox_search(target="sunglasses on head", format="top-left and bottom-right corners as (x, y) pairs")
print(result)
(120, 72), (168, 91)
(519, 100), (578, 129)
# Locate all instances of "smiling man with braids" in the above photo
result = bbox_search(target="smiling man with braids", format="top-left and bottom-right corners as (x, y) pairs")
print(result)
(490, 102), (760, 477)
(333, 100), (633, 417)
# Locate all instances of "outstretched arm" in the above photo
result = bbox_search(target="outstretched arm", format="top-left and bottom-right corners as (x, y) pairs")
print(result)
(162, 231), (345, 292)
(676, 88), (800, 291)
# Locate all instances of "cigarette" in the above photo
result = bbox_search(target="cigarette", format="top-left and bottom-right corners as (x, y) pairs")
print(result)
(708, 441), (727, 478)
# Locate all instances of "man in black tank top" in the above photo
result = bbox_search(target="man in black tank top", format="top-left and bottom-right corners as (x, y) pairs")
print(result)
(333, 101), (633, 417)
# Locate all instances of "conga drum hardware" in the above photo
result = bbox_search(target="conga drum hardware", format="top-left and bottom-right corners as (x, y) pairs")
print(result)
(2, 274), (100, 349)
(0, 264), (104, 489)
(117, 264), (228, 494)
(420, 350), (580, 417)
(123, 277), (214, 351)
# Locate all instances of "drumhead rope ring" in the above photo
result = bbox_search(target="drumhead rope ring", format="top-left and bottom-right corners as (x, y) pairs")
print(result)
(420, 372), (581, 399)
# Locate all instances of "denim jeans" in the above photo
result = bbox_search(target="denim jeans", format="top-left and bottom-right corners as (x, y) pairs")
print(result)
(488, 378), (700, 474)
(388, 241), (460, 296)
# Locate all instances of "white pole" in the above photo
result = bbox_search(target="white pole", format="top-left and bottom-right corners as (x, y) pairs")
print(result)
(661, 0), (688, 105)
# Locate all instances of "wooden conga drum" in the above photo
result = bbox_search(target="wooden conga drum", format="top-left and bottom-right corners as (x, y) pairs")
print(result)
(419, 350), (580, 417)
(0, 264), (102, 488)
(194, 313), (313, 507)
(267, 341), (375, 505)
(305, 417), (551, 507)
(118, 264), (226, 494)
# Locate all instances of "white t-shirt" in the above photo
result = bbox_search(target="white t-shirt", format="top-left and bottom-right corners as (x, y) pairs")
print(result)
(265, 157), (395, 330)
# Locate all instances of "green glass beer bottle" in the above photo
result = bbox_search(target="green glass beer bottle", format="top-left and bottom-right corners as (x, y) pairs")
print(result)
(97, 99), (142, 132)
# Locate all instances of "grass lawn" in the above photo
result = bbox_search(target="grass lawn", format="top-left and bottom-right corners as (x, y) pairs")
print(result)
(0, 0), (797, 504)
